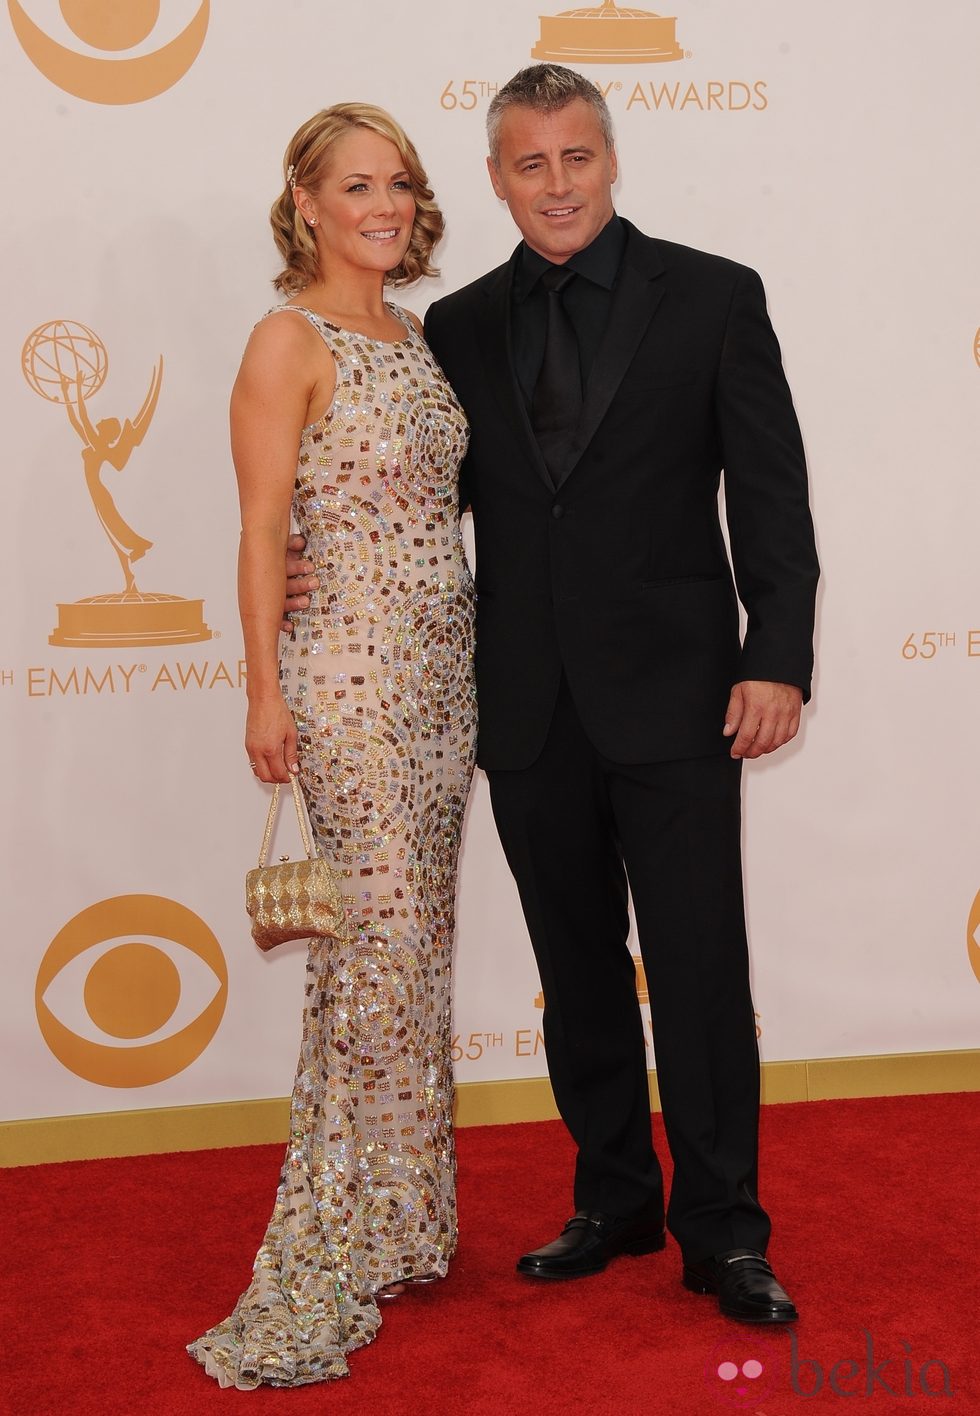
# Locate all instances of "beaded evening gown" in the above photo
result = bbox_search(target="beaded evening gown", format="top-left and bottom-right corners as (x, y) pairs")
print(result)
(189, 304), (476, 1388)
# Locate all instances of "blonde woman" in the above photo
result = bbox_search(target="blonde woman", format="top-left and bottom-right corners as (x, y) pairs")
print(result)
(189, 104), (476, 1389)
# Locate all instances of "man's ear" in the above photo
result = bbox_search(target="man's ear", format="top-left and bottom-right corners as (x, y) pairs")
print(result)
(486, 155), (506, 201)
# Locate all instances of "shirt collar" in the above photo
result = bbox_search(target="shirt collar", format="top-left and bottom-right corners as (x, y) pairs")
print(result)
(514, 214), (626, 302)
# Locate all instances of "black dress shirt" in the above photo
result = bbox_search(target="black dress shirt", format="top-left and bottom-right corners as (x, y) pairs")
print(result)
(511, 214), (627, 407)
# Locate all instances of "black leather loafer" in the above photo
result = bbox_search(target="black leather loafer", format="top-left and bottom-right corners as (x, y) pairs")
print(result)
(683, 1248), (798, 1323)
(517, 1206), (666, 1280)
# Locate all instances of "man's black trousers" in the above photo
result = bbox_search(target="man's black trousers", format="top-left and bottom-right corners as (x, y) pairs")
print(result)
(486, 676), (772, 1262)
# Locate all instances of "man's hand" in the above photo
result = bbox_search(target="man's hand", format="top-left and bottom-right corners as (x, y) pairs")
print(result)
(281, 532), (319, 632)
(723, 680), (803, 760)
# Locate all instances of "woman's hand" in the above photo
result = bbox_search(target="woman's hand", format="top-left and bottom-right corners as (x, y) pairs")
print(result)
(245, 693), (299, 783)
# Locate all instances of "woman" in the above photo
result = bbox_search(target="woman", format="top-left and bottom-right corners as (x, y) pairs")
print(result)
(189, 104), (476, 1389)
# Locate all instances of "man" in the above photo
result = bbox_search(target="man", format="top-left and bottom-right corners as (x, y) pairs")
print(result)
(286, 65), (818, 1324)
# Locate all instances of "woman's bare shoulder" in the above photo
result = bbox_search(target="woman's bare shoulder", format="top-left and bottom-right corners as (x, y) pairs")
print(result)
(239, 306), (324, 382)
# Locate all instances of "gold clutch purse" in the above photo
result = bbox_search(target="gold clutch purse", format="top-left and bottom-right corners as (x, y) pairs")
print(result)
(245, 776), (346, 952)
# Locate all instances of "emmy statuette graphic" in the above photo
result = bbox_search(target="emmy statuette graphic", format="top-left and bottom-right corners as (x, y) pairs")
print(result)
(22, 319), (212, 648)
(532, 0), (684, 65)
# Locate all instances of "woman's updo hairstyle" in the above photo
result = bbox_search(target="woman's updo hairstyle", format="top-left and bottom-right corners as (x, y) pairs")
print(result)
(271, 103), (444, 296)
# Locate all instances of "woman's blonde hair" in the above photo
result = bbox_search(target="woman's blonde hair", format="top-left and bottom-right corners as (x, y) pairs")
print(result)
(270, 104), (443, 295)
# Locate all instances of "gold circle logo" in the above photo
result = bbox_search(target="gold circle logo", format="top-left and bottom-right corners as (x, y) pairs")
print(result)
(61, 0), (161, 50)
(8, 0), (209, 105)
(974, 328), (980, 370)
(36, 894), (227, 1087)
(84, 942), (182, 1038)
(968, 888), (980, 986)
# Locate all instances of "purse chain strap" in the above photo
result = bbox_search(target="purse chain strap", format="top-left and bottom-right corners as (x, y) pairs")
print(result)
(257, 775), (315, 866)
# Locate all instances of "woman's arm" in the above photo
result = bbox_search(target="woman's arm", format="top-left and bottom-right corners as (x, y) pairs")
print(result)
(231, 313), (334, 782)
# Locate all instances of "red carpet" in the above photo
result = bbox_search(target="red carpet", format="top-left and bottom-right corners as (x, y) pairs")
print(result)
(2, 1093), (977, 1415)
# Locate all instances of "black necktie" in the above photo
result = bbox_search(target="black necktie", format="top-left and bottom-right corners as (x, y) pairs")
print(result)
(531, 266), (581, 484)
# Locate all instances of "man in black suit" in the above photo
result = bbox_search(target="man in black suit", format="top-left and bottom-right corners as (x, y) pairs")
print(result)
(288, 65), (818, 1324)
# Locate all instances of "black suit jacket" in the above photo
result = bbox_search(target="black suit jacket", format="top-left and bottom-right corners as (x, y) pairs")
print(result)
(425, 219), (819, 770)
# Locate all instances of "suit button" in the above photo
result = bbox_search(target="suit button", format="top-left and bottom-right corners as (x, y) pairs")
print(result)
(552, 504), (564, 520)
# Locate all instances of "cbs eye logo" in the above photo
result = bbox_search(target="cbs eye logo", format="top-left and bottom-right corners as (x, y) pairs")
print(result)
(8, 0), (210, 105)
(36, 894), (227, 1087)
(968, 887), (980, 987)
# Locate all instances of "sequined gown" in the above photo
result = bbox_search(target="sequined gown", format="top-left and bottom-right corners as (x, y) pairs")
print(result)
(189, 304), (476, 1388)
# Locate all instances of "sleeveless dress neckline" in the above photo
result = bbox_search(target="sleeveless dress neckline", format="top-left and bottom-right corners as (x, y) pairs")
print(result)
(284, 300), (413, 348)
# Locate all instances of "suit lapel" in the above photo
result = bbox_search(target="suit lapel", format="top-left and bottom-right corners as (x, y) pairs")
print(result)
(477, 250), (560, 494)
(554, 224), (666, 490)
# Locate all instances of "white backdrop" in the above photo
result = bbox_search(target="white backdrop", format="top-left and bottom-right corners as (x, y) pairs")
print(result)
(2, 0), (979, 1127)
